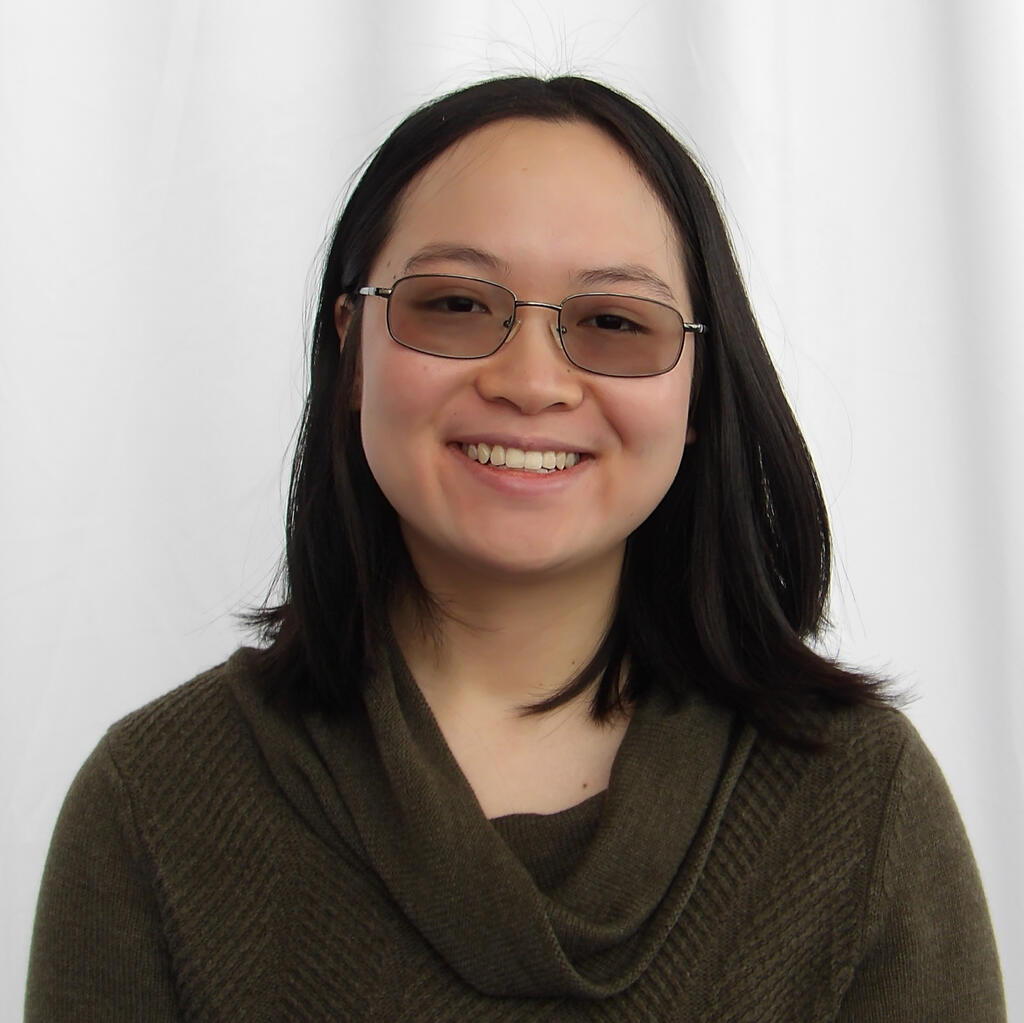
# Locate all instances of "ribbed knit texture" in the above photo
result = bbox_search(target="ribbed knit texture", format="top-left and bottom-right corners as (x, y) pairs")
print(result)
(26, 649), (1006, 1020)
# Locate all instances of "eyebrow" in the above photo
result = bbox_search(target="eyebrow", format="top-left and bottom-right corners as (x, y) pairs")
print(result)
(402, 244), (511, 276)
(400, 245), (677, 304)
(574, 264), (677, 304)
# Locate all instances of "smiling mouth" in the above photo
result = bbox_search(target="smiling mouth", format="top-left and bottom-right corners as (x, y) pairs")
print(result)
(459, 442), (582, 474)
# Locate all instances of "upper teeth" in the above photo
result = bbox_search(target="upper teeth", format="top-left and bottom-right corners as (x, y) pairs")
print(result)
(461, 443), (580, 472)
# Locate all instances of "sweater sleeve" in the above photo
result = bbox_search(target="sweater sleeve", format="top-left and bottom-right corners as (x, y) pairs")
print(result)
(25, 737), (181, 1021)
(836, 724), (1006, 1022)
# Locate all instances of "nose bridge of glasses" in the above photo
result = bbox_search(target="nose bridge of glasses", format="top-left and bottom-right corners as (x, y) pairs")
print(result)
(514, 299), (563, 313)
(507, 298), (565, 337)
(502, 299), (566, 352)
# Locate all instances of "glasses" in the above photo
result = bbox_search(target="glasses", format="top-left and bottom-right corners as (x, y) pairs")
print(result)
(357, 274), (707, 378)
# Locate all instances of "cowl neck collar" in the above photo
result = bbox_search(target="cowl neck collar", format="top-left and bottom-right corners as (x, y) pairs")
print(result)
(235, 644), (751, 998)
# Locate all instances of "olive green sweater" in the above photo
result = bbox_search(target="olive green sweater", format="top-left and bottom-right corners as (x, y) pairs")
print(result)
(26, 647), (1005, 1020)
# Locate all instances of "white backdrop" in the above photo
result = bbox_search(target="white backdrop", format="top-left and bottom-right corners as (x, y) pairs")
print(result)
(2, 0), (1022, 1017)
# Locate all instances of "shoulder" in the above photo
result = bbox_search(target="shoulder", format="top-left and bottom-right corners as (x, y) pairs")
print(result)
(806, 700), (937, 794)
(732, 702), (957, 896)
(797, 713), (1006, 1017)
(814, 702), (981, 876)
(819, 699), (921, 753)
(742, 701), (932, 805)
(98, 649), (272, 818)
(799, 703), (997, 963)
(106, 648), (253, 742)
(815, 702), (963, 832)
(80, 648), (330, 904)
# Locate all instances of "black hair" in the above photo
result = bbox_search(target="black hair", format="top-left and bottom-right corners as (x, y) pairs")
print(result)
(248, 75), (889, 745)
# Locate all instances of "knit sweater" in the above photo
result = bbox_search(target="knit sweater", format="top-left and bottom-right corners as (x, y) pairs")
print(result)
(26, 646), (1005, 1021)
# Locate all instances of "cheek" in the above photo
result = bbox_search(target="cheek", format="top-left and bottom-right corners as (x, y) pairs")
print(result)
(357, 339), (458, 481)
(611, 377), (693, 462)
(358, 340), (418, 483)
(608, 381), (694, 528)
(360, 324), (429, 418)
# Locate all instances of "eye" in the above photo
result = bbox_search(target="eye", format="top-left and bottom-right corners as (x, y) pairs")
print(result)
(584, 312), (647, 334)
(572, 302), (657, 336)
(414, 291), (493, 315)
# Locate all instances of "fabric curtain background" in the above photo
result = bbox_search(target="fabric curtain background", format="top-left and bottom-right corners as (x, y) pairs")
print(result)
(2, 1), (1021, 1016)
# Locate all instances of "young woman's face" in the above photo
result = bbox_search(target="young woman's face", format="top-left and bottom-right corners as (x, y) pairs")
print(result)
(347, 118), (697, 587)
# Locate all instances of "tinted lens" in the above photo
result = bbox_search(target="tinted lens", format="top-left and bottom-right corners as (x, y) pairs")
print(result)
(387, 275), (514, 358)
(560, 294), (685, 377)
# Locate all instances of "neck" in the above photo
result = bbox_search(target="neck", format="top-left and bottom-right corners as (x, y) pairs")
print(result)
(392, 547), (624, 720)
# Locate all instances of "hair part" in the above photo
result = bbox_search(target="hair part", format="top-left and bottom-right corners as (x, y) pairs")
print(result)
(247, 75), (890, 747)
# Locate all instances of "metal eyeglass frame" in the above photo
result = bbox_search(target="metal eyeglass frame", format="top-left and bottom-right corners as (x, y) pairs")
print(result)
(357, 273), (708, 379)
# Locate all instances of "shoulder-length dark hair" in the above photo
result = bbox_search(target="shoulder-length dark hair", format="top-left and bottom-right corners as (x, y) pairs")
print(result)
(250, 75), (887, 744)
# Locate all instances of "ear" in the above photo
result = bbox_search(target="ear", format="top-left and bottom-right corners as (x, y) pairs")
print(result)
(334, 295), (353, 349)
(686, 424), (697, 444)
(334, 295), (362, 410)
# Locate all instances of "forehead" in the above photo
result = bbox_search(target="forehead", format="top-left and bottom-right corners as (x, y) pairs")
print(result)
(374, 118), (687, 296)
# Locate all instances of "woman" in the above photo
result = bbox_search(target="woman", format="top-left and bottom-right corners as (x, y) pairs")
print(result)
(26, 75), (1005, 1020)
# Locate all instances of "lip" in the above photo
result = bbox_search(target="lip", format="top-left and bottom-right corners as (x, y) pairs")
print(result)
(448, 433), (591, 455)
(447, 443), (590, 492)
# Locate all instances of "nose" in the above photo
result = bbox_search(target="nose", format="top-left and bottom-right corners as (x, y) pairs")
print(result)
(473, 306), (585, 414)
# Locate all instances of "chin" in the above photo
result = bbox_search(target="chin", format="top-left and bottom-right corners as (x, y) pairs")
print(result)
(441, 535), (626, 587)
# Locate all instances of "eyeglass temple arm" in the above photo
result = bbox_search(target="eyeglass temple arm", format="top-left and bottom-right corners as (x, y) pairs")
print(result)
(358, 286), (392, 298)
